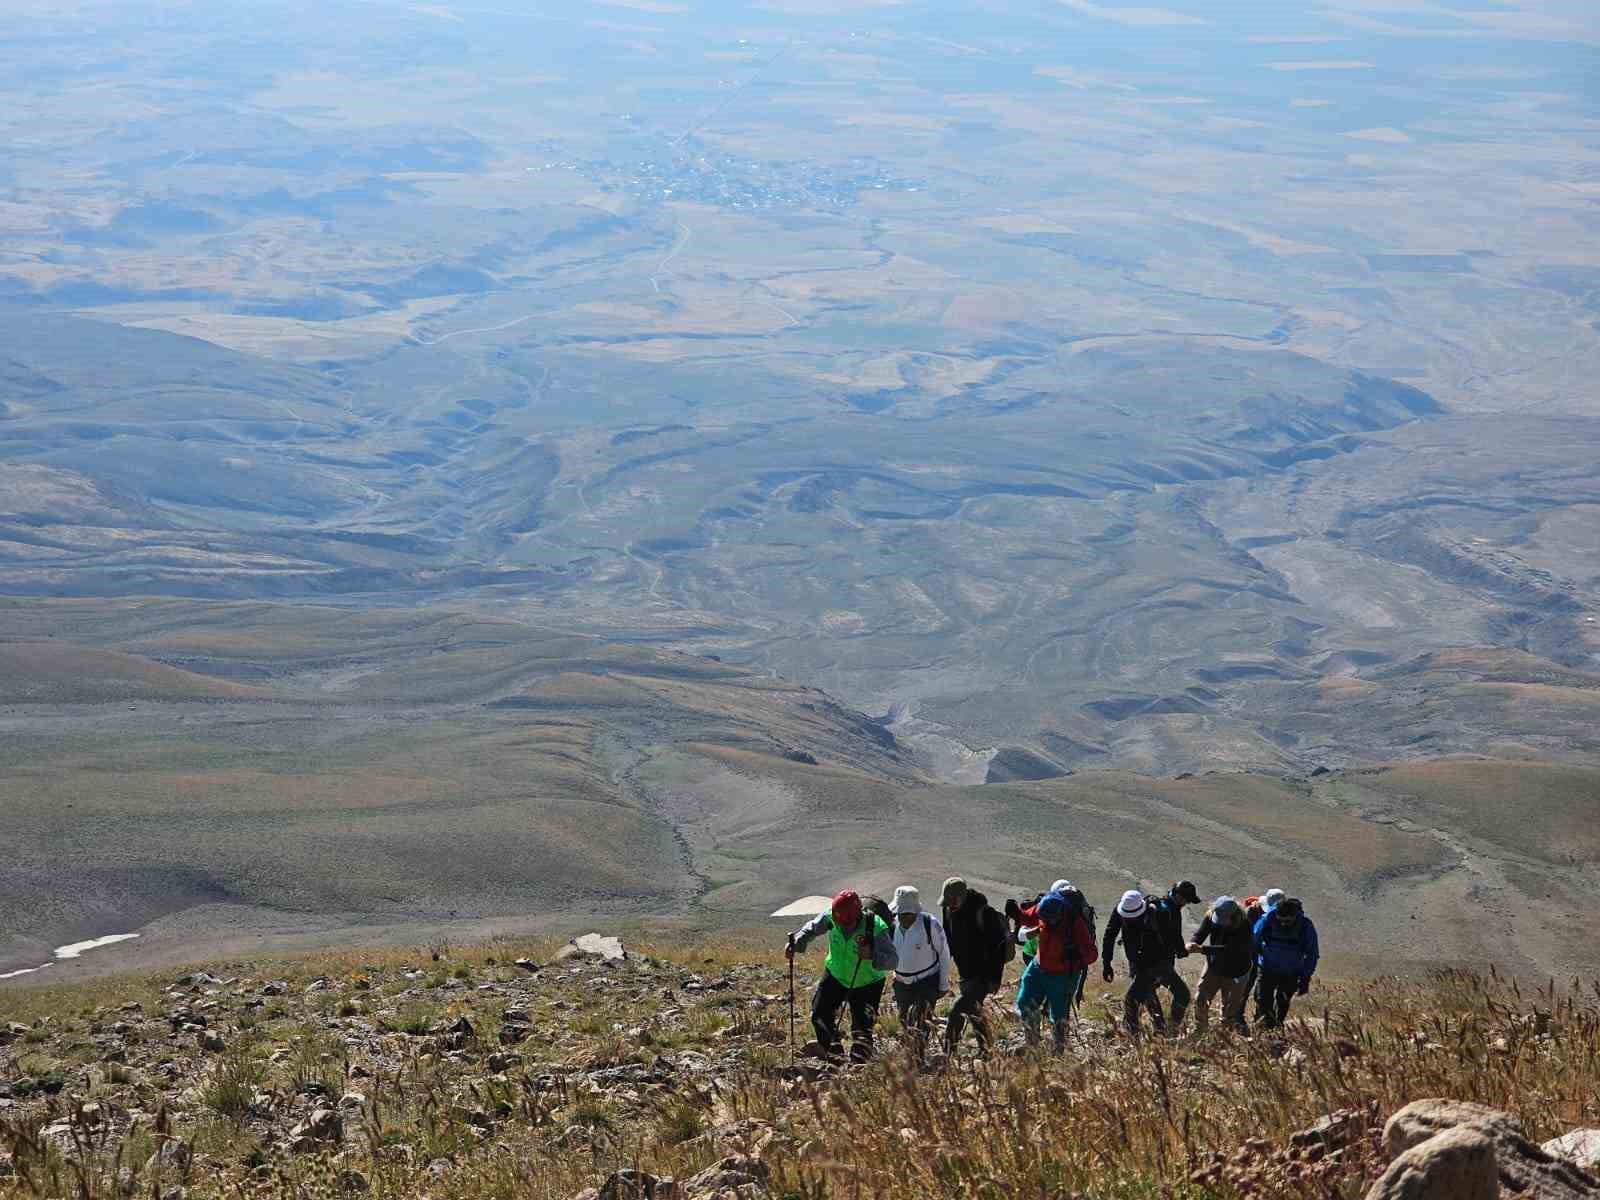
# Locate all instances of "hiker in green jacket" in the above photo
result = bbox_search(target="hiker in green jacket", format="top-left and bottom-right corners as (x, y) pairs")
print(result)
(786, 890), (898, 1062)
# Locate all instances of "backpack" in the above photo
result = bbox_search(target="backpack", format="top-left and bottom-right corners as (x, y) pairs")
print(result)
(862, 894), (895, 936)
(983, 905), (1016, 966)
(1057, 886), (1094, 931)
(1037, 886), (1098, 947)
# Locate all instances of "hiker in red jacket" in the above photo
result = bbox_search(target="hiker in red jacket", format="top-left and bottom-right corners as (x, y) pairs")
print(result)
(1005, 890), (1097, 1054)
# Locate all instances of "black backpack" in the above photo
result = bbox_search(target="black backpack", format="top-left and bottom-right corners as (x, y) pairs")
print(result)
(984, 904), (1016, 966)
(862, 894), (895, 936)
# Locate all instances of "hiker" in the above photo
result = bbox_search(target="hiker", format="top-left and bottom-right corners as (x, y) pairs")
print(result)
(1253, 897), (1318, 1029)
(1101, 882), (1199, 1035)
(1012, 879), (1088, 974)
(939, 877), (1011, 1055)
(1018, 915), (1040, 968)
(1241, 889), (1285, 999)
(1006, 889), (1097, 1053)
(1187, 895), (1254, 1034)
(786, 890), (898, 1061)
(888, 886), (950, 1058)
(1052, 880), (1098, 1009)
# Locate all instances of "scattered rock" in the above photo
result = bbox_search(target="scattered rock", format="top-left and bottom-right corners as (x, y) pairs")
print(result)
(513, 958), (540, 973)
(1293, 1109), (1367, 1152)
(597, 1169), (675, 1200)
(558, 934), (627, 963)
(261, 982), (288, 997)
(1546, 1131), (1600, 1171)
(338, 1092), (367, 1111)
(144, 1139), (193, 1180)
(196, 1030), (226, 1053)
(336, 1169), (370, 1194)
(289, 1107), (342, 1151)
(683, 1155), (768, 1198)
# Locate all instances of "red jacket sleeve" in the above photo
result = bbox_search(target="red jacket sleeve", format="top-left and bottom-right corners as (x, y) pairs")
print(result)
(1073, 916), (1098, 967)
(1019, 903), (1040, 924)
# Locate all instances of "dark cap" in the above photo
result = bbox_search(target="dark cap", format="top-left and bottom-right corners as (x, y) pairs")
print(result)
(1174, 880), (1200, 904)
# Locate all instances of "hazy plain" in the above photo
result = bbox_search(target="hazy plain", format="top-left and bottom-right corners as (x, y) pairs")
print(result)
(2, 0), (1599, 975)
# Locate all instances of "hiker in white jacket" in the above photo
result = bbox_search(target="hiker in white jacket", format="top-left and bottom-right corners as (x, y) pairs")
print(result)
(888, 885), (951, 1058)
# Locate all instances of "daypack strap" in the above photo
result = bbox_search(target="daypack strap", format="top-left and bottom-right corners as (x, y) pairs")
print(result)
(895, 913), (941, 981)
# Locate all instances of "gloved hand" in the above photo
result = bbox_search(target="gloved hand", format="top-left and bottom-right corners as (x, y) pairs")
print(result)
(856, 934), (872, 960)
(1297, 976), (1311, 996)
(1103, 964), (1114, 983)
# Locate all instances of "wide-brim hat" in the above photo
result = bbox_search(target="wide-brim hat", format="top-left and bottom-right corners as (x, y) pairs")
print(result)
(890, 885), (922, 916)
(1117, 889), (1147, 918)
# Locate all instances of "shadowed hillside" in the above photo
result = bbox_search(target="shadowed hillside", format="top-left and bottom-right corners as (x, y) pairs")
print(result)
(3, 598), (1597, 984)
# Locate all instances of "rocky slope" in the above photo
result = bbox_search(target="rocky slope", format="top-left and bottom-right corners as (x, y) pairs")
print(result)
(2, 934), (1598, 1200)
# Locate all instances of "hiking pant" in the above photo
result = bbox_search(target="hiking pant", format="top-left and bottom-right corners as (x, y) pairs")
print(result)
(1018, 961), (1083, 1052)
(1255, 970), (1298, 1028)
(813, 973), (885, 1061)
(1126, 959), (1189, 1034)
(1193, 969), (1250, 1033)
(945, 975), (995, 1053)
(893, 974), (940, 1056)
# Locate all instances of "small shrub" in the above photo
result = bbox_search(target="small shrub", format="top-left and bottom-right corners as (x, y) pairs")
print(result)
(203, 1044), (267, 1124)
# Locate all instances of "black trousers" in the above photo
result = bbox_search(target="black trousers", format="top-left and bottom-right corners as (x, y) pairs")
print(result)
(945, 975), (996, 1051)
(1255, 969), (1298, 1028)
(813, 972), (885, 1061)
(893, 974), (941, 1053)
(1126, 959), (1190, 1032)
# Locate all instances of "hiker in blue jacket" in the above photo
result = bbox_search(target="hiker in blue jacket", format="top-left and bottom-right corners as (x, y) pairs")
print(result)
(1252, 897), (1318, 1028)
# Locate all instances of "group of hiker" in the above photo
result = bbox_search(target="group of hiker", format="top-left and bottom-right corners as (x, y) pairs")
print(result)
(784, 877), (1320, 1061)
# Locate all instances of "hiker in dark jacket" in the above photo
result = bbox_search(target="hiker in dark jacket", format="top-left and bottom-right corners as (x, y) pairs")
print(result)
(939, 877), (1009, 1054)
(1240, 889), (1284, 1001)
(1102, 882), (1199, 1035)
(787, 890), (898, 1061)
(1009, 890), (1097, 1053)
(1188, 895), (1254, 1033)
(1253, 897), (1318, 1029)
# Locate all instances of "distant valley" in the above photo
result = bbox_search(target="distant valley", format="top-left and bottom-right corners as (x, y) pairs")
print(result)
(2, 0), (1599, 981)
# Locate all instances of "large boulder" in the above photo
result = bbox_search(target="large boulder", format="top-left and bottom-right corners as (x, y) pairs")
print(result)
(1366, 1101), (1600, 1200)
(1384, 1100), (1524, 1158)
(1546, 1133), (1600, 1172)
(558, 934), (627, 963)
(1366, 1126), (1499, 1200)
(682, 1157), (768, 1199)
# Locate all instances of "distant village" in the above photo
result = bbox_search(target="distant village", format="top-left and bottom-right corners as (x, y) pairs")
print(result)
(529, 135), (927, 211)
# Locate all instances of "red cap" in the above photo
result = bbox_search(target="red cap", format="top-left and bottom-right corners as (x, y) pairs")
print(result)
(831, 890), (862, 927)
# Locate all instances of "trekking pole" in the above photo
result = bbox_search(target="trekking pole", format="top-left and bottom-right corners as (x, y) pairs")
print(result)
(787, 934), (797, 1066)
